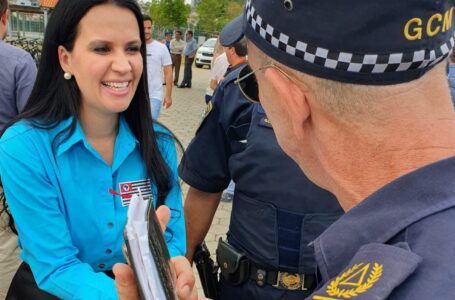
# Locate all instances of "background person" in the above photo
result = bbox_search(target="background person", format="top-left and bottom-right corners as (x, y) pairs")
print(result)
(204, 41), (229, 104)
(241, 0), (455, 298)
(0, 0), (37, 132)
(162, 31), (172, 53)
(178, 30), (197, 88)
(0, 0), (37, 297)
(143, 15), (173, 120)
(0, 1), (184, 298)
(170, 30), (185, 86)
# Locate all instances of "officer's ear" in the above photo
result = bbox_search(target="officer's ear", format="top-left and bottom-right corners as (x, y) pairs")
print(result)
(263, 66), (311, 126)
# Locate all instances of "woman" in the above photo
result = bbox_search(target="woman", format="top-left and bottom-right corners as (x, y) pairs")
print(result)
(0, 0), (185, 298)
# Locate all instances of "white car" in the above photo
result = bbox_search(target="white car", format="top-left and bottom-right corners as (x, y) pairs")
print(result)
(195, 38), (217, 69)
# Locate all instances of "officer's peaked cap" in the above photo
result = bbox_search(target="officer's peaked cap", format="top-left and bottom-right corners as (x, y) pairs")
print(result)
(220, 15), (244, 47)
(243, 0), (455, 85)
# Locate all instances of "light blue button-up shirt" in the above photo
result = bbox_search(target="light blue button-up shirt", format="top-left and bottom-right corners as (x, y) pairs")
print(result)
(183, 37), (197, 56)
(0, 116), (185, 299)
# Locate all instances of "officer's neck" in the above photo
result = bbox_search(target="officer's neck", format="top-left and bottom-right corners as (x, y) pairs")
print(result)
(229, 56), (247, 68)
(324, 127), (455, 212)
(305, 80), (455, 212)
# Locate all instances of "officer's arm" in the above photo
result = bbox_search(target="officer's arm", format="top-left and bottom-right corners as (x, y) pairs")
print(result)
(184, 187), (222, 263)
(209, 79), (218, 91)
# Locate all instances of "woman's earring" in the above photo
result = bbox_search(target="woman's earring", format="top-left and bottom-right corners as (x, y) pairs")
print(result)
(64, 72), (72, 80)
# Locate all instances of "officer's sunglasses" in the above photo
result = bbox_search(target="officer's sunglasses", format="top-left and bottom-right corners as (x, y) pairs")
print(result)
(235, 63), (294, 103)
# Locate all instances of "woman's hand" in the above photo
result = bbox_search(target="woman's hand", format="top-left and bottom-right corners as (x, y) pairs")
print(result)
(113, 206), (203, 300)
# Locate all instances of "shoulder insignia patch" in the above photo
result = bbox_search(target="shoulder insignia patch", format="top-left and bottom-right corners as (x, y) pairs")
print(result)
(258, 116), (273, 129)
(313, 263), (383, 300)
(196, 101), (213, 134)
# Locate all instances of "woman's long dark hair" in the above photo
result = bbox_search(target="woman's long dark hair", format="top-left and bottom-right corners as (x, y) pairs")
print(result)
(1, 183), (17, 235)
(1, 0), (175, 209)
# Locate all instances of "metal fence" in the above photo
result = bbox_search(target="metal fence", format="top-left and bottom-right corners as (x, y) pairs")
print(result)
(4, 37), (43, 67)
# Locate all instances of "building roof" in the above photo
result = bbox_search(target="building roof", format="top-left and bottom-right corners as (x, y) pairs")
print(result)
(40, 0), (58, 9)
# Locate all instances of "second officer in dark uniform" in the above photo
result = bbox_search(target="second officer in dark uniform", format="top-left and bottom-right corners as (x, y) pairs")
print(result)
(179, 16), (343, 300)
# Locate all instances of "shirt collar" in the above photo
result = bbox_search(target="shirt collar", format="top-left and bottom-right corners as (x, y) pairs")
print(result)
(52, 115), (139, 158)
(112, 115), (140, 172)
(51, 117), (84, 156)
(313, 156), (455, 280)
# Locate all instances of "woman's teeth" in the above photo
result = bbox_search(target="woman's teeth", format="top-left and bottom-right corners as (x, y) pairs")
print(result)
(102, 82), (129, 89)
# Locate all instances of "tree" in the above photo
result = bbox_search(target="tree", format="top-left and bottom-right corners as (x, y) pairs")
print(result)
(196, 0), (244, 33)
(149, 0), (190, 29)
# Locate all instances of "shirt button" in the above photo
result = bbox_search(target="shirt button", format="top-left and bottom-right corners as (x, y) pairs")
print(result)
(106, 249), (112, 255)
(99, 264), (105, 269)
(107, 222), (114, 228)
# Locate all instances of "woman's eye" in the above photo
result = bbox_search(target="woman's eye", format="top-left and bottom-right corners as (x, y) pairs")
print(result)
(127, 46), (140, 53)
(94, 46), (110, 53)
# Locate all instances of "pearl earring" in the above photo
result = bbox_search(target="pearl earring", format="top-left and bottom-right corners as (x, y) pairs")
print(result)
(64, 72), (72, 80)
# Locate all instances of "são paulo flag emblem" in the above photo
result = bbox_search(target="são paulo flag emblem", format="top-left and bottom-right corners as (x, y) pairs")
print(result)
(118, 179), (152, 206)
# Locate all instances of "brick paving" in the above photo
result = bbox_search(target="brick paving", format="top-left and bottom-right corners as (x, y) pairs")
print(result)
(158, 66), (231, 293)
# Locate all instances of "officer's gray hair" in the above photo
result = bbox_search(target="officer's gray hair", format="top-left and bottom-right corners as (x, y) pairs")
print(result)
(256, 52), (401, 122)
(256, 53), (375, 121)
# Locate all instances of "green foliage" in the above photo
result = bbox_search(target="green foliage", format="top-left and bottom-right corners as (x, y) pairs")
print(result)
(149, 0), (190, 29)
(196, 0), (244, 34)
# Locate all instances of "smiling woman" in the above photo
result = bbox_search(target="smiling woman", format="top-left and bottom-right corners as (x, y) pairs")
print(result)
(58, 4), (143, 126)
(0, 0), (185, 299)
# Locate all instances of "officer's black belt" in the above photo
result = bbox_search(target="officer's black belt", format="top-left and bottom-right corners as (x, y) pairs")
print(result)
(249, 263), (317, 291)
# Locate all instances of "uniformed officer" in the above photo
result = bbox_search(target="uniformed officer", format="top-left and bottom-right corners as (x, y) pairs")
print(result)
(236, 0), (455, 298)
(179, 16), (343, 299)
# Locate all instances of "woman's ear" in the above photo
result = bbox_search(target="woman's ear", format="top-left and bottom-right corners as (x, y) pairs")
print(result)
(58, 45), (72, 74)
(1, 10), (9, 26)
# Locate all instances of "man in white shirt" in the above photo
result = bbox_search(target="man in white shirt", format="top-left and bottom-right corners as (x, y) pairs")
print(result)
(143, 15), (172, 119)
(205, 52), (229, 103)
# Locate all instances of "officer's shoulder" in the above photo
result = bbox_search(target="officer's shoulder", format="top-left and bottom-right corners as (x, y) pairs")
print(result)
(216, 73), (238, 91)
(224, 65), (245, 84)
(311, 243), (422, 300)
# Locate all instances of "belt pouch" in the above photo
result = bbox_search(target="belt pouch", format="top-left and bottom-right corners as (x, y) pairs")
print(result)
(216, 239), (250, 285)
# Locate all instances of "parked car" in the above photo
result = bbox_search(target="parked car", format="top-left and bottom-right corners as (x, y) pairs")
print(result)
(195, 38), (217, 69)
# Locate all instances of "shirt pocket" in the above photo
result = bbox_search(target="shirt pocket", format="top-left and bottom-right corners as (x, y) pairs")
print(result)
(227, 123), (250, 154)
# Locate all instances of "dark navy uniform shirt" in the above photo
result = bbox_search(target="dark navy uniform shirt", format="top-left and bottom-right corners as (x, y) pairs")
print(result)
(179, 63), (252, 193)
(309, 156), (455, 299)
(179, 62), (343, 276)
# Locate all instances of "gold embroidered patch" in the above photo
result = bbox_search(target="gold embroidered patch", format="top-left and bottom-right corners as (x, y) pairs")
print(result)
(313, 263), (383, 300)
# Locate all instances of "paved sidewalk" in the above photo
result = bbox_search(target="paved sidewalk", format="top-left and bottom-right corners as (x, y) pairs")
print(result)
(158, 66), (231, 294)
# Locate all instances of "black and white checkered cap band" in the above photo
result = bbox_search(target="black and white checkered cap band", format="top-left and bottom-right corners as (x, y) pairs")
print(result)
(245, 0), (455, 75)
